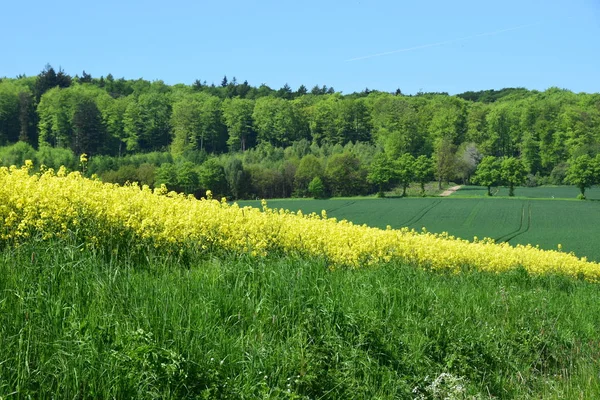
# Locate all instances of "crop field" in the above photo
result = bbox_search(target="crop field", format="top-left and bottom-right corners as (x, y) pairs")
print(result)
(3, 167), (600, 398)
(238, 194), (600, 262)
(455, 185), (600, 199)
(5, 166), (599, 278)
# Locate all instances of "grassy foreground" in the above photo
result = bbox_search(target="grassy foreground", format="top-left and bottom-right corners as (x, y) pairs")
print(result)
(1, 241), (600, 399)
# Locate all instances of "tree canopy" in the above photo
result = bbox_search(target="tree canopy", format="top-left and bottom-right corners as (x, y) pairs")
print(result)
(1, 65), (600, 200)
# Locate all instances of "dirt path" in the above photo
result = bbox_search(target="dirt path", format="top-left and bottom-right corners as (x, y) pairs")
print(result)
(439, 185), (462, 197)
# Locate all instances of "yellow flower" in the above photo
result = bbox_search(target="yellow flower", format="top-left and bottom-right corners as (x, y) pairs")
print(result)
(1, 161), (600, 282)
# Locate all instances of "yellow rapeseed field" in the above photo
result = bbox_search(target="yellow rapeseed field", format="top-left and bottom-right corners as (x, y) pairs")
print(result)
(2, 162), (600, 281)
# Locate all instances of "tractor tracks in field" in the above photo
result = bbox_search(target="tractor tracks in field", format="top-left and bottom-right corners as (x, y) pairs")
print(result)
(400, 199), (442, 227)
(494, 201), (532, 243)
(325, 201), (356, 214)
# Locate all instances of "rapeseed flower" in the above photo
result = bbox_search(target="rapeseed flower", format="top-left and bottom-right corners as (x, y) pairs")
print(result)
(1, 163), (600, 281)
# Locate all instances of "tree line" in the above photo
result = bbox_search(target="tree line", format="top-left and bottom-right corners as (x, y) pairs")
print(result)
(1, 65), (599, 199)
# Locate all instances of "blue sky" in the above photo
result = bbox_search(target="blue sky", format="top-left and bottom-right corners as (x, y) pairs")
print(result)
(2, 0), (599, 95)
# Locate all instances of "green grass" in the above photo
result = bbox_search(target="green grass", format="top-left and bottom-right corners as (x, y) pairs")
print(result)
(238, 191), (600, 262)
(1, 241), (600, 399)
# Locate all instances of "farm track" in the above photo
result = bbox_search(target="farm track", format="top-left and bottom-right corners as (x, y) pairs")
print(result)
(494, 201), (532, 243)
(400, 199), (442, 227)
(439, 185), (462, 197)
(504, 202), (532, 243)
(462, 201), (483, 228)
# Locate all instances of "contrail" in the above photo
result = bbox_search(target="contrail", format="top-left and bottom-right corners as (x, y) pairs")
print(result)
(345, 23), (539, 62)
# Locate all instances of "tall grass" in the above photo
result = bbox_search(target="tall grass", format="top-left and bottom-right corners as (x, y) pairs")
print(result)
(1, 241), (599, 399)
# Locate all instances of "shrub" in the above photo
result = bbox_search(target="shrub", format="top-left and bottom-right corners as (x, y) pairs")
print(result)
(308, 176), (326, 199)
(0, 142), (37, 167)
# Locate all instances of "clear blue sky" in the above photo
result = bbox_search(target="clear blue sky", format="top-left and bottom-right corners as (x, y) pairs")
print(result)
(2, 0), (599, 95)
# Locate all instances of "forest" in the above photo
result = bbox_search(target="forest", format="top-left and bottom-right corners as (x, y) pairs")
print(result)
(1, 64), (599, 199)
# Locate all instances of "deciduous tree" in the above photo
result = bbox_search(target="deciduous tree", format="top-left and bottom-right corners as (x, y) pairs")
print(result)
(433, 136), (457, 189)
(308, 176), (326, 198)
(395, 153), (415, 197)
(222, 98), (255, 151)
(325, 152), (367, 197)
(472, 156), (501, 196)
(565, 154), (597, 198)
(253, 97), (307, 147)
(500, 157), (526, 197)
(367, 152), (395, 197)
(199, 158), (227, 198)
(0, 81), (21, 145)
(413, 155), (433, 196)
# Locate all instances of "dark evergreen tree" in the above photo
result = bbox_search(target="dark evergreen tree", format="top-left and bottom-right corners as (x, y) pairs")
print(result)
(296, 85), (308, 96)
(34, 64), (72, 101)
(18, 92), (37, 145)
(80, 70), (92, 83)
(56, 67), (72, 88)
(104, 73), (116, 96)
(277, 83), (293, 100)
(34, 65), (57, 101)
(71, 97), (105, 155)
(192, 79), (203, 91)
(310, 85), (322, 95)
(225, 77), (238, 98)
(237, 80), (252, 98)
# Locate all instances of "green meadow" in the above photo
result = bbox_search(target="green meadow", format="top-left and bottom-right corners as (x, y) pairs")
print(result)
(2, 241), (600, 399)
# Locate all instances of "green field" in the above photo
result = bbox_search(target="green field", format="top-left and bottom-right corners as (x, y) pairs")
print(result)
(238, 189), (600, 262)
(455, 185), (600, 199)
